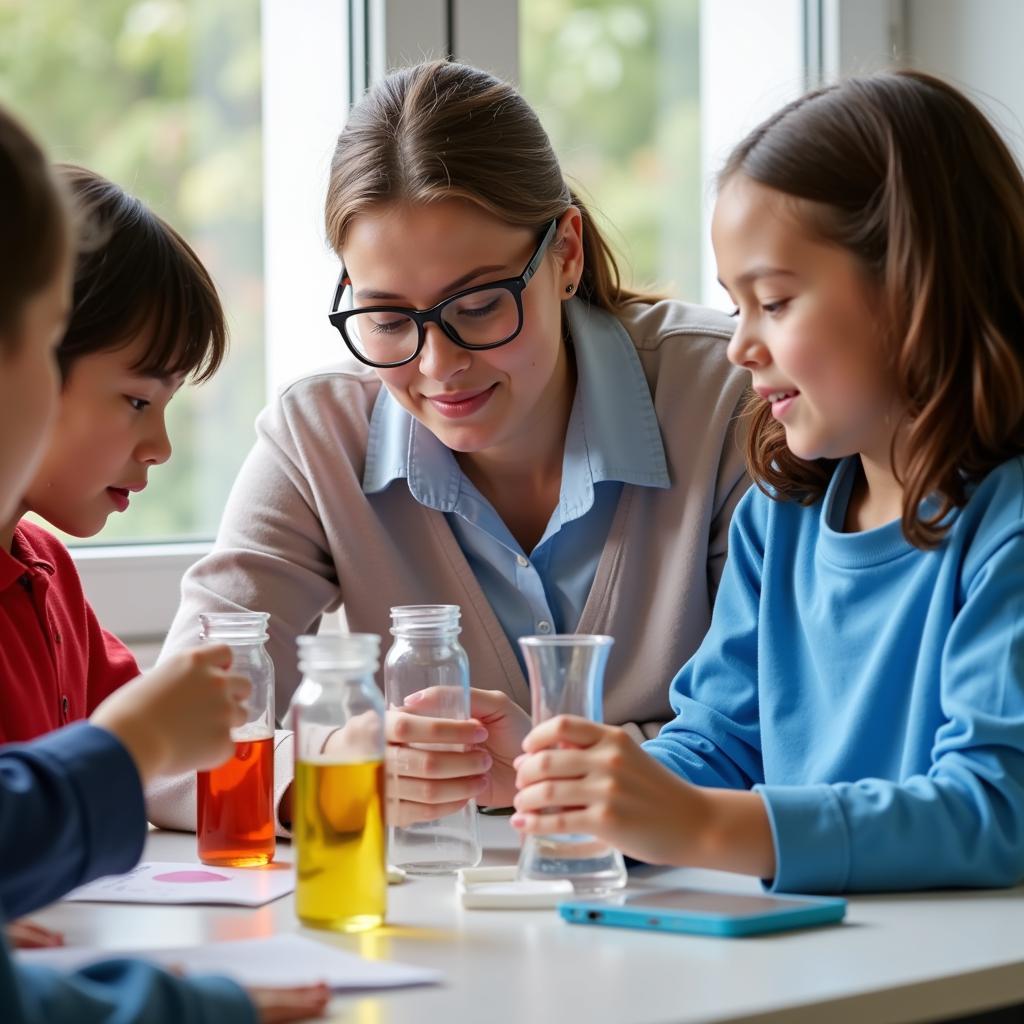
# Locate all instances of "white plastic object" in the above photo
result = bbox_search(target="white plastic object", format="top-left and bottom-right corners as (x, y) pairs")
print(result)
(386, 865), (407, 884)
(456, 866), (574, 909)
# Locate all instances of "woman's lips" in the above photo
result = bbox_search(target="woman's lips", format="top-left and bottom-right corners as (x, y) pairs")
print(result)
(425, 384), (497, 419)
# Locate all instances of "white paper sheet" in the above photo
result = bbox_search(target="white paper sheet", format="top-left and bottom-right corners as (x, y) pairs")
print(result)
(63, 861), (295, 907)
(18, 933), (442, 990)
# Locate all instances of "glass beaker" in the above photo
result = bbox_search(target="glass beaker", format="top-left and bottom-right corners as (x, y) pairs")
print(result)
(196, 611), (276, 867)
(292, 632), (387, 933)
(384, 604), (481, 874)
(517, 634), (627, 894)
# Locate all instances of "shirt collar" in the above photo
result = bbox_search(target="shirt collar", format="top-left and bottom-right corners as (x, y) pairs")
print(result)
(0, 524), (56, 590)
(362, 298), (669, 510)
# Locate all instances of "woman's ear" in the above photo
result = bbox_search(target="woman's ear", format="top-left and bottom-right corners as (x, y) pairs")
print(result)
(554, 206), (584, 299)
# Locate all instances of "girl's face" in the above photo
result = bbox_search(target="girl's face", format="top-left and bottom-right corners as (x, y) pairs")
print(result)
(24, 335), (181, 537)
(0, 263), (71, 525)
(341, 199), (582, 462)
(713, 174), (899, 465)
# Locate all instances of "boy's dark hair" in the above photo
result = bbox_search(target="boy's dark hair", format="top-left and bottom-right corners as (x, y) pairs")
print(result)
(0, 105), (71, 346)
(55, 165), (227, 383)
(719, 69), (1024, 548)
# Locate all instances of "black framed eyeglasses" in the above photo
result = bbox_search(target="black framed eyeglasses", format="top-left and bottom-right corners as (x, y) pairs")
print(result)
(328, 219), (559, 368)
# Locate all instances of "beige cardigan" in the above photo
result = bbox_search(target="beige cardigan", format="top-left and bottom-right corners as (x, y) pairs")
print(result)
(148, 299), (749, 832)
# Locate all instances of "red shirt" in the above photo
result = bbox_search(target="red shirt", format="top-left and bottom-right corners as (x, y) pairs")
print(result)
(0, 521), (139, 743)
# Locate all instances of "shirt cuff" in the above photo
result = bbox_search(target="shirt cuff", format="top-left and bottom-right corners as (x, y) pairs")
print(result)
(754, 783), (851, 893)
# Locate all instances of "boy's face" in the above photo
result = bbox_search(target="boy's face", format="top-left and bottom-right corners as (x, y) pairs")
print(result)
(0, 266), (71, 525)
(24, 334), (184, 537)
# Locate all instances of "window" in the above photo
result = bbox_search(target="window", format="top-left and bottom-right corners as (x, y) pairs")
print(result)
(520, 0), (703, 302)
(0, 0), (265, 545)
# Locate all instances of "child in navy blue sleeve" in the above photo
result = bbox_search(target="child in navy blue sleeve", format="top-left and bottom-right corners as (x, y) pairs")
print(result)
(512, 70), (1024, 893)
(0, 101), (328, 1023)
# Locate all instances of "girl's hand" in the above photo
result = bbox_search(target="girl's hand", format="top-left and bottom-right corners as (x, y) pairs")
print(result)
(6, 919), (64, 948)
(386, 688), (531, 825)
(510, 714), (707, 866)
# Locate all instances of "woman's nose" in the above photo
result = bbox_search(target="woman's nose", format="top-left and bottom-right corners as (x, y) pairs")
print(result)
(417, 323), (471, 381)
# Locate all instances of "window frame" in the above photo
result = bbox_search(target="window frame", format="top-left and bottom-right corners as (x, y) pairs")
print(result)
(73, 0), (903, 657)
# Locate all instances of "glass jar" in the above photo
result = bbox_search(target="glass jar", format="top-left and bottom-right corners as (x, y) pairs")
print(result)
(291, 632), (386, 933)
(384, 604), (482, 874)
(196, 611), (276, 867)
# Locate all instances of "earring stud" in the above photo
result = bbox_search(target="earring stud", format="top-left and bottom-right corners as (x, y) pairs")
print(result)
(565, 283), (574, 294)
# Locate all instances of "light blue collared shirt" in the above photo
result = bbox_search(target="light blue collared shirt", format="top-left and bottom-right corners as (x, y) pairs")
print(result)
(362, 300), (670, 668)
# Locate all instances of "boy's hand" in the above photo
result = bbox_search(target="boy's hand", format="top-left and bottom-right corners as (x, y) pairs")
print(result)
(247, 982), (330, 1022)
(386, 688), (531, 825)
(6, 919), (64, 948)
(510, 715), (704, 866)
(91, 645), (250, 785)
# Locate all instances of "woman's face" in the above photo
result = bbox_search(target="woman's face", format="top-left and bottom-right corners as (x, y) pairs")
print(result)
(341, 199), (582, 461)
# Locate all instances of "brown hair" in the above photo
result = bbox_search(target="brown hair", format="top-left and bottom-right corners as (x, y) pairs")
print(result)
(720, 69), (1024, 547)
(54, 165), (227, 384)
(325, 59), (657, 314)
(0, 104), (71, 347)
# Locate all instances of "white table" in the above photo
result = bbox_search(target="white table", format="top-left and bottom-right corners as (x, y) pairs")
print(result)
(31, 816), (1024, 1023)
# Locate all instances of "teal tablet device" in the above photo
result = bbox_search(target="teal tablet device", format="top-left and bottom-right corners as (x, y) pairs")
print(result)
(558, 888), (847, 937)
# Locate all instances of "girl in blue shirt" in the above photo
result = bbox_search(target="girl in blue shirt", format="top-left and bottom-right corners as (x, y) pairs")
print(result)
(512, 69), (1024, 893)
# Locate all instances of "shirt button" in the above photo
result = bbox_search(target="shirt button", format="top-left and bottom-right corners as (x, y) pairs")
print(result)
(537, 620), (552, 634)
(61, 695), (70, 719)
(516, 554), (529, 568)
(54, 630), (62, 645)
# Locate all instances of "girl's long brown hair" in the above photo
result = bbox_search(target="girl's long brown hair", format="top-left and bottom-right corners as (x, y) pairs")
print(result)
(325, 60), (658, 315)
(720, 69), (1024, 547)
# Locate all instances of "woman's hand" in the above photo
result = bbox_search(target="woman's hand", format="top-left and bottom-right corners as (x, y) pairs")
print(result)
(511, 715), (777, 877)
(386, 688), (531, 825)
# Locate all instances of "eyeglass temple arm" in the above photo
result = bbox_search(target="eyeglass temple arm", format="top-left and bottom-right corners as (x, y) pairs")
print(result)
(520, 219), (559, 288)
(331, 267), (349, 312)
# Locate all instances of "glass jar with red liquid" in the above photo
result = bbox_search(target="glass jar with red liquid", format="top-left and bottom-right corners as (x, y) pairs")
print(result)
(196, 611), (276, 866)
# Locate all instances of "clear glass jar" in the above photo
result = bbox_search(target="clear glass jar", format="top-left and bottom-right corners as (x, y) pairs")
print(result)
(291, 632), (386, 933)
(384, 604), (482, 874)
(196, 611), (276, 867)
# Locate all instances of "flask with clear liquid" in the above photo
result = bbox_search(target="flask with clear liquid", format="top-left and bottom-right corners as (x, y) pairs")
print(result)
(291, 632), (387, 933)
(517, 633), (627, 894)
(384, 604), (482, 873)
(196, 611), (276, 867)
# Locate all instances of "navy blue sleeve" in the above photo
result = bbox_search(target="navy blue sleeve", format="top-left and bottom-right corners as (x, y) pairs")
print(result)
(0, 722), (146, 917)
(3, 945), (257, 1024)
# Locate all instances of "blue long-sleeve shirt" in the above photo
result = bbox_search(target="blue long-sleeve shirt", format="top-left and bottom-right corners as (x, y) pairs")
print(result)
(644, 456), (1024, 893)
(0, 722), (255, 1023)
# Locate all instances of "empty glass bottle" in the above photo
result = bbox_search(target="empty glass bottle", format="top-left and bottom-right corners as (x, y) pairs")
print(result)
(196, 611), (276, 867)
(517, 634), (627, 894)
(291, 632), (387, 933)
(384, 604), (481, 874)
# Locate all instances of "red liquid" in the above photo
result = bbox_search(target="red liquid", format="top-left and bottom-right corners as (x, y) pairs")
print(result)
(197, 737), (275, 866)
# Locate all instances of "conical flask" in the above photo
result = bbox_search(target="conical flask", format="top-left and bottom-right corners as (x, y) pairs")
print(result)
(517, 634), (627, 894)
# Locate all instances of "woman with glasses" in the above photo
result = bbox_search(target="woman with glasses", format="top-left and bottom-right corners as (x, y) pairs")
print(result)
(158, 60), (749, 831)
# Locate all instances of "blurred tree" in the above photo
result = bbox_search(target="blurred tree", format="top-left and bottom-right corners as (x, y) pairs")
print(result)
(0, 0), (264, 543)
(520, 0), (702, 300)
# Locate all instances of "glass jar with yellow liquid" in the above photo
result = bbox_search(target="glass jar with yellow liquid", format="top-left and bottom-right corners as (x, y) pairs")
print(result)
(292, 632), (386, 933)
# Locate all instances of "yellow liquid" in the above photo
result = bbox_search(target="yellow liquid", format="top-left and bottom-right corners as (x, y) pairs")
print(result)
(294, 759), (386, 932)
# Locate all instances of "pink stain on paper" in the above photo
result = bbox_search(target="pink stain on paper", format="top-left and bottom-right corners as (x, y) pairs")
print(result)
(152, 870), (230, 884)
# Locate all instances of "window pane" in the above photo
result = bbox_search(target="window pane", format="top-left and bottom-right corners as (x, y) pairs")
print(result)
(0, 0), (263, 544)
(519, 0), (702, 300)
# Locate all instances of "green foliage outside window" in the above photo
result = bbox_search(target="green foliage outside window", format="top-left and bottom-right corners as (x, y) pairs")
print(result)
(0, 0), (264, 543)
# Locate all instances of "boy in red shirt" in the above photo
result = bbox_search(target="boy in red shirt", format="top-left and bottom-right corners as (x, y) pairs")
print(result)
(0, 165), (227, 744)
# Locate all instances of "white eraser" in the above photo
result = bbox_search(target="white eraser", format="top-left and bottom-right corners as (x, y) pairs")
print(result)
(456, 866), (574, 908)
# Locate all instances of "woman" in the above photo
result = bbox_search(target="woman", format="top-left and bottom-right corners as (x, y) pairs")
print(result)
(159, 59), (748, 828)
